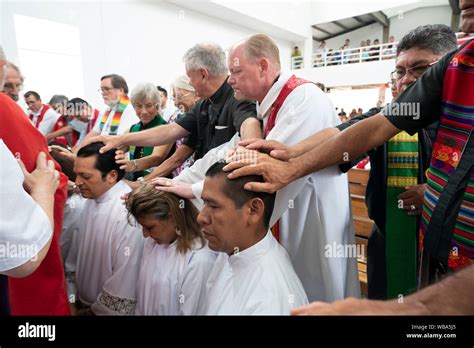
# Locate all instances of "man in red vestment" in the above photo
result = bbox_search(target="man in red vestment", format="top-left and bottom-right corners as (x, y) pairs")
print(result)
(0, 57), (70, 314)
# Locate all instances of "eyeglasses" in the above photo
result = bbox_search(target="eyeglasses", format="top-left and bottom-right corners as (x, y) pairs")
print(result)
(3, 82), (23, 91)
(390, 61), (438, 81)
(98, 87), (117, 94)
(133, 103), (158, 111)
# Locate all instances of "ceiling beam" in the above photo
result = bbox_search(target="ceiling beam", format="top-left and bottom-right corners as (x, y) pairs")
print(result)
(353, 16), (365, 24)
(312, 20), (376, 41)
(311, 25), (332, 36)
(333, 20), (348, 30)
(369, 11), (389, 27)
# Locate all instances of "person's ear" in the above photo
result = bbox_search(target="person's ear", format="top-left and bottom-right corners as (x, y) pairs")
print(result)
(259, 58), (269, 77)
(106, 170), (118, 184)
(247, 198), (265, 227)
(199, 68), (208, 82)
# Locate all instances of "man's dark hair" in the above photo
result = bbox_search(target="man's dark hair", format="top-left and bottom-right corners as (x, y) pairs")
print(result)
(205, 161), (275, 229)
(156, 86), (168, 98)
(397, 24), (457, 56)
(24, 91), (40, 100)
(77, 142), (125, 181)
(68, 97), (90, 108)
(101, 74), (129, 94)
(68, 97), (90, 114)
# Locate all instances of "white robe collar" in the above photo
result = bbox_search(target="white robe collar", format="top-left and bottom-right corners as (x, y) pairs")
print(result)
(228, 231), (273, 269)
(256, 72), (293, 121)
(95, 180), (128, 204)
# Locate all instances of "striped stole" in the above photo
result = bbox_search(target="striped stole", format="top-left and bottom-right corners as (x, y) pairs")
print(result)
(99, 95), (129, 135)
(421, 40), (474, 272)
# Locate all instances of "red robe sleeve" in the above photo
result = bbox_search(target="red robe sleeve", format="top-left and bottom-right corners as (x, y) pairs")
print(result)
(0, 94), (70, 315)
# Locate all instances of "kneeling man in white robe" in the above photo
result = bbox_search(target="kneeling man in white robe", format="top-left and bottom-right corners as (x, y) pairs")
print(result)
(74, 142), (144, 315)
(196, 162), (308, 315)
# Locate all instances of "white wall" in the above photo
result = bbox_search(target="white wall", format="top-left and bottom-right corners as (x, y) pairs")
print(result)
(1, 0), (294, 110)
(326, 87), (390, 113)
(389, 4), (452, 41)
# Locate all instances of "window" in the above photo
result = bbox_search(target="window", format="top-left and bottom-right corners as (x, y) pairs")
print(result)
(14, 14), (84, 101)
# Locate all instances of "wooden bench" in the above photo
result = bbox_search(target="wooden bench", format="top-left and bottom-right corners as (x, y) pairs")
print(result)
(348, 168), (374, 297)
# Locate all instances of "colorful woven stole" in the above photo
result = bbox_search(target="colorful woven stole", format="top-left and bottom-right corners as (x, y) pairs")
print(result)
(385, 131), (419, 298)
(99, 95), (129, 135)
(265, 75), (315, 241)
(421, 40), (474, 271)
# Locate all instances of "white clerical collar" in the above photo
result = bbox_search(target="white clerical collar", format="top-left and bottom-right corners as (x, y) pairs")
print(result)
(228, 230), (274, 269)
(256, 72), (292, 121)
(95, 180), (128, 204)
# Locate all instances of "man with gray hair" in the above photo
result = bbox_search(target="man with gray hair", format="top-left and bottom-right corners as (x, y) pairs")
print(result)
(90, 43), (261, 160)
(336, 24), (458, 300)
(156, 33), (360, 304)
(3, 61), (24, 102)
(234, 25), (458, 301)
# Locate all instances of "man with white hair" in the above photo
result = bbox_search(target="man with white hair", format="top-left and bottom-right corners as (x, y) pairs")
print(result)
(3, 61), (24, 102)
(89, 43), (261, 160)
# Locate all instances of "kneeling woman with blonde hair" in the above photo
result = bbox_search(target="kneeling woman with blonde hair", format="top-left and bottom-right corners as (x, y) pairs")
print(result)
(126, 184), (217, 315)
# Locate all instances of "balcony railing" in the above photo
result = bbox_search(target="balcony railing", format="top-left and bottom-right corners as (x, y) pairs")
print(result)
(291, 33), (473, 70)
(291, 42), (396, 70)
(313, 42), (396, 68)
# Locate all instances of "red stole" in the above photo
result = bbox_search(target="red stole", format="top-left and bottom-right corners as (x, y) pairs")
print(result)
(265, 75), (315, 241)
(52, 116), (78, 147)
(29, 104), (50, 129)
(0, 94), (70, 315)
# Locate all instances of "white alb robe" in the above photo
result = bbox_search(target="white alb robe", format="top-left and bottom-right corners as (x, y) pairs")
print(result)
(177, 72), (360, 302)
(199, 231), (308, 315)
(28, 105), (60, 135)
(93, 102), (139, 136)
(0, 140), (52, 272)
(136, 237), (217, 315)
(76, 180), (144, 315)
(60, 193), (86, 300)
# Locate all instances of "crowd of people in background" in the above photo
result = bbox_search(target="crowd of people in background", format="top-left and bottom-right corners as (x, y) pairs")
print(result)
(312, 36), (397, 67)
